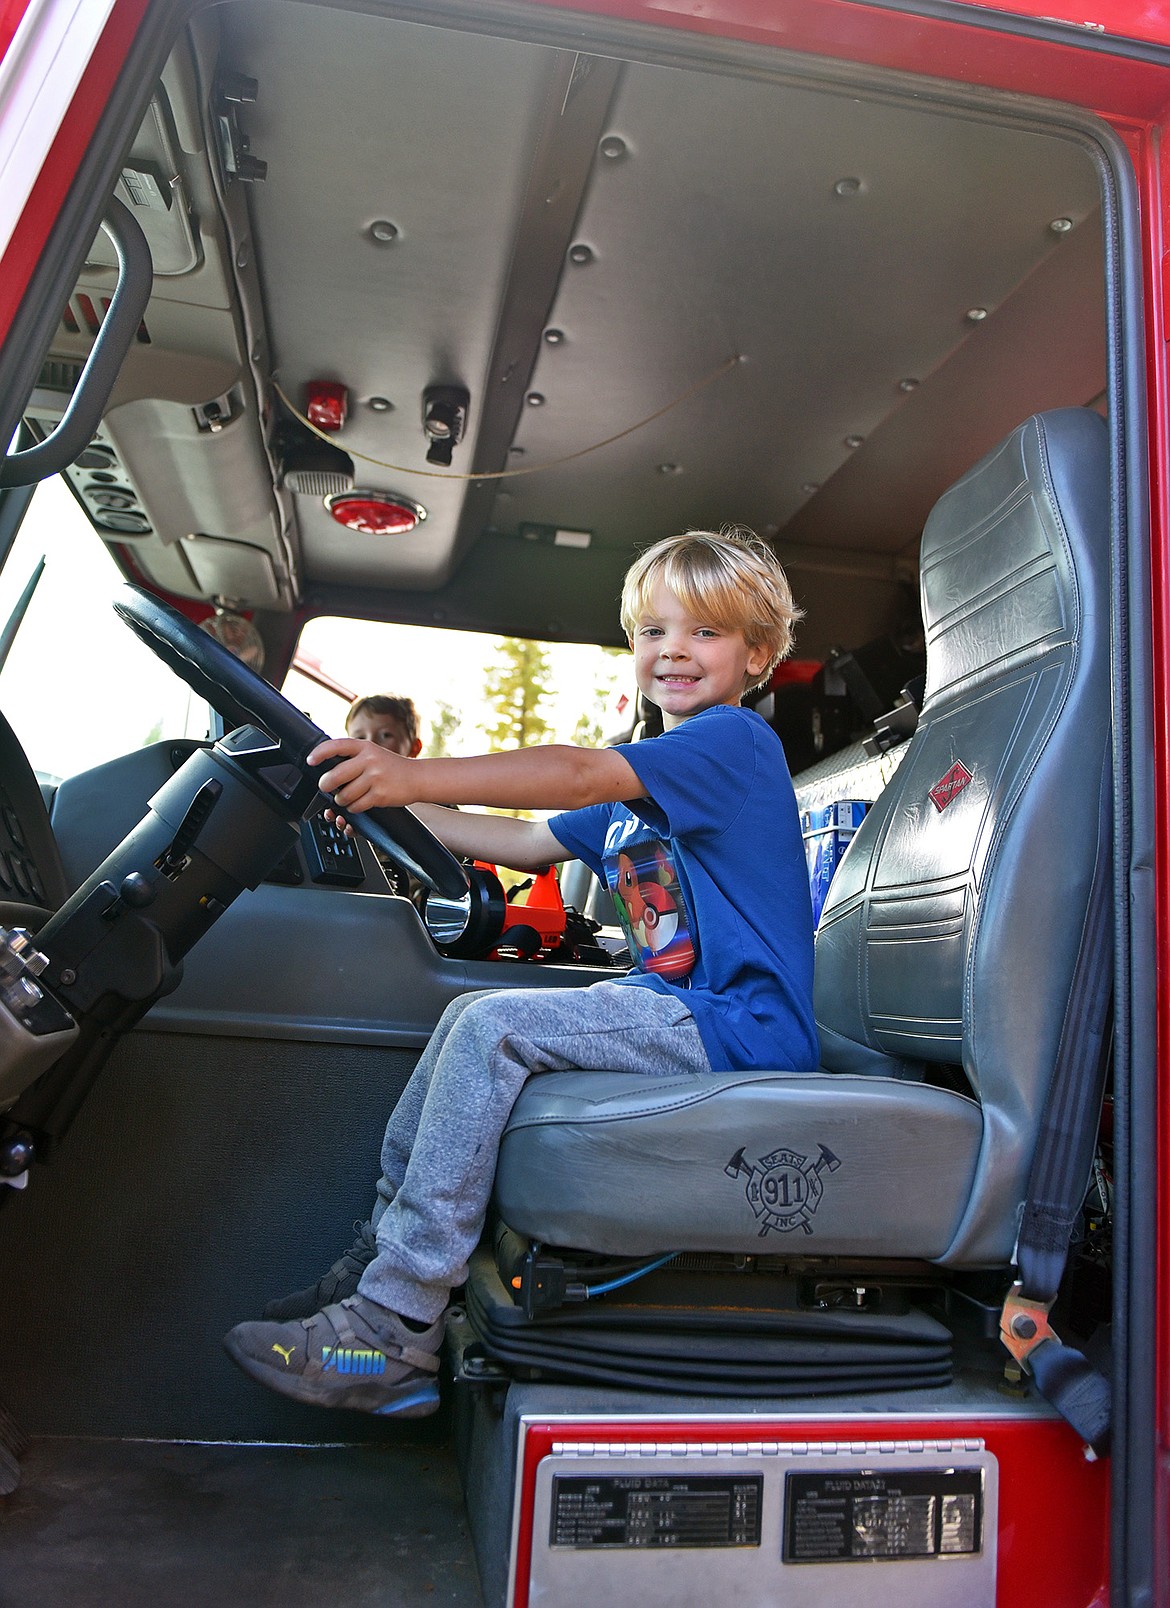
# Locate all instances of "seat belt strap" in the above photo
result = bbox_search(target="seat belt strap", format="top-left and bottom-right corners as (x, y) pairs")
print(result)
(999, 1283), (1111, 1455)
(1028, 1338), (1112, 1452)
(1003, 756), (1113, 1455)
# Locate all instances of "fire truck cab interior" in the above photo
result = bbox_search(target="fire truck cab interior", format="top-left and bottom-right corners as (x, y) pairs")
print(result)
(0, 1), (1151, 1603)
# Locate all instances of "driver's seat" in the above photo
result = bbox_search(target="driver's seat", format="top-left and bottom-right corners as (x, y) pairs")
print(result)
(490, 409), (1111, 1288)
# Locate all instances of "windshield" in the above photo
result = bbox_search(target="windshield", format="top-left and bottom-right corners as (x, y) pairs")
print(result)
(284, 616), (632, 757)
(0, 476), (212, 785)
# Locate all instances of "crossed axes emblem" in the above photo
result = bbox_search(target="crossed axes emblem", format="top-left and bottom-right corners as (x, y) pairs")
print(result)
(724, 1143), (842, 1235)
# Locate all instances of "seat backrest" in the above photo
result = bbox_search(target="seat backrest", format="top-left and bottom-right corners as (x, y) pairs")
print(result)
(813, 409), (1111, 1263)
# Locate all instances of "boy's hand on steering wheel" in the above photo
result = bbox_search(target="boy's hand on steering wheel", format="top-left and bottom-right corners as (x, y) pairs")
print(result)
(308, 736), (418, 815)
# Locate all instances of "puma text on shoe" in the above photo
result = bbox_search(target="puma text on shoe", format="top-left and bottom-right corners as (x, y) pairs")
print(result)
(224, 1293), (443, 1417)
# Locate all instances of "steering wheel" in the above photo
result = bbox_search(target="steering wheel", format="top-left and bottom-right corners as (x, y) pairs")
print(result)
(111, 584), (469, 898)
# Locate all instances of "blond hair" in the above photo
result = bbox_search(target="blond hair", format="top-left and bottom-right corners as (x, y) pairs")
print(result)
(620, 527), (802, 691)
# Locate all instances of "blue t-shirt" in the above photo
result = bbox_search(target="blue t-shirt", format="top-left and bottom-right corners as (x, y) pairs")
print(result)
(549, 704), (818, 1075)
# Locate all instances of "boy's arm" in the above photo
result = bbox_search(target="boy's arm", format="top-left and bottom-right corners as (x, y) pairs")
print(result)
(308, 737), (646, 873)
(408, 804), (567, 872)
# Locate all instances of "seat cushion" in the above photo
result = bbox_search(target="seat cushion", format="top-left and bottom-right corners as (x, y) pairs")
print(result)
(495, 1068), (983, 1259)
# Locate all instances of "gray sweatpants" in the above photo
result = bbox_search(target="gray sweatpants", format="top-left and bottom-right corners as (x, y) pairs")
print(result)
(356, 981), (711, 1322)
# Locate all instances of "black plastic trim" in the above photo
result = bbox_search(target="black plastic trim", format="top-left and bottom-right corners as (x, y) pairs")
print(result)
(1100, 73), (1161, 1608)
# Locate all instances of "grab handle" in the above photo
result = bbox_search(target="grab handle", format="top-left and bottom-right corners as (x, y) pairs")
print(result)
(0, 198), (152, 489)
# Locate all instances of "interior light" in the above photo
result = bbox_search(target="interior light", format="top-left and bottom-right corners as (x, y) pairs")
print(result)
(305, 381), (348, 432)
(422, 385), (469, 466)
(324, 489), (427, 535)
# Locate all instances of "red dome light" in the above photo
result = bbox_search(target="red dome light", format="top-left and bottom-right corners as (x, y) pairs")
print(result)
(324, 489), (427, 535)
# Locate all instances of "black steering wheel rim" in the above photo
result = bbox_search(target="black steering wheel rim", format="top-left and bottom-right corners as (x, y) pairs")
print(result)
(112, 584), (468, 898)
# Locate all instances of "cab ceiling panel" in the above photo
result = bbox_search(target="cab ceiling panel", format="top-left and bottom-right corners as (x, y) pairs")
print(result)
(494, 64), (1102, 559)
(220, 3), (571, 589)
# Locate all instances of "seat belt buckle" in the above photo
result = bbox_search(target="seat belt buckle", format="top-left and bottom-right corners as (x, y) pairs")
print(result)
(999, 1280), (1057, 1368)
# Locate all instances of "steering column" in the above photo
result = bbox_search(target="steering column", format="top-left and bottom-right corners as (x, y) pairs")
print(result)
(0, 584), (468, 1171)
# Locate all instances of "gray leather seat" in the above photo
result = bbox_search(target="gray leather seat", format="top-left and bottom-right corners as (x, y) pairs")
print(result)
(493, 409), (1111, 1270)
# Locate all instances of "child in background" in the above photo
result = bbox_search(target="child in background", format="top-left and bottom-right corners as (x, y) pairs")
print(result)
(345, 693), (423, 757)
(343, 695), (424, 893)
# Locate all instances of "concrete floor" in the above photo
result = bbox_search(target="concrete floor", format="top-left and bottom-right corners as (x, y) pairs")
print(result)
(0, 1435), (484, 1608)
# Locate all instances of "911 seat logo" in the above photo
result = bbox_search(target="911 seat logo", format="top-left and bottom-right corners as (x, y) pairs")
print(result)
(724, 1143), (841, 1235)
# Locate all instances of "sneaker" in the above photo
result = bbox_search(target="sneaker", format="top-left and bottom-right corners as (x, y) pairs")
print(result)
(262, 1219), (378, 1321)
(223, 1294), (443, 1417)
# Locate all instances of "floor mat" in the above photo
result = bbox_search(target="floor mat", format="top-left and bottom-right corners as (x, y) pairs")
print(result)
(0, 1436), (483, 1608)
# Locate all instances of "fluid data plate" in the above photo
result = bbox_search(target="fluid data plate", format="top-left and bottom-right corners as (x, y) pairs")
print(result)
(519, 1436), (997, 1607)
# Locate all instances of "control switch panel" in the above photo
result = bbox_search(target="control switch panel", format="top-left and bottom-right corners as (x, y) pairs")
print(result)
(301, 813), (366, 887)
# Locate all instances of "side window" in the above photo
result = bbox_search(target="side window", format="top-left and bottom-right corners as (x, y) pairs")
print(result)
(0, 476), (211, 784)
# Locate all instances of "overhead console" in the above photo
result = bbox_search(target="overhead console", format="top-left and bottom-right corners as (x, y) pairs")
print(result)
(22, 24), (295, 613)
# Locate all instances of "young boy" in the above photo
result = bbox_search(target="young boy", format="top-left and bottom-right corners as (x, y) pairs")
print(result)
(344, 693), (423, 757)
(344, 695), (424, 894)
(223, 528), (817, 1416)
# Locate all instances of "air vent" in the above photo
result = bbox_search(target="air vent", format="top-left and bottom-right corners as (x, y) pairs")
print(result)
(37, 429), (157, 540)
(94, 510), (151, 535)
(37, 360), (83, 393)
(60, 294), (151, 345)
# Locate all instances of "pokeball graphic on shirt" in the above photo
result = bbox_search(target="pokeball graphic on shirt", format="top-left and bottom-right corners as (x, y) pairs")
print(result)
(636, 881), (679, 951)
(611, 843), (696, 979)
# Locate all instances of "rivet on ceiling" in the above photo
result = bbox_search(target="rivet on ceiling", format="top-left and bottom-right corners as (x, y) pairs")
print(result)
(966, 307), (989, 323)
(368, 220), (399, 245)
(368, 396), (393, 412)
(801, 482), (820, 495)
(658, 463), (682, 475)
(544, 329), (566, 345)
(600, 135), (628, 161)
(1050, 217), (1074, 234)
(833, 177), (862, 197)
(568, 244), (594, 265)
(843, 435), (864, 449)
(898, 378), (920, 393)
(526, 393), (545, 406)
